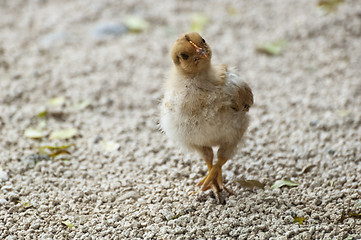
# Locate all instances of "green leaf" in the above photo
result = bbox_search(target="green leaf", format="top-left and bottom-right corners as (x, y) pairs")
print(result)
(62, 221), (74, 230)
(237, 179), (265, 190)
(24, 128), (46, 139)
(256, 40), (287, 56)
(190, 13), (209, 32)
(271, 179), (299, 189)
(50, 128), (77, 140)
(47, 96), (65, 106)
(318, 0), (344, 13)
(293, 216), (306, 224)
(124, 16), (149, 33)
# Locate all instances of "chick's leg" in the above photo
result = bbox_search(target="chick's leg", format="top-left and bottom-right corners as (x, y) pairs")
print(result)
(200, 144), (237, 193)
(189, 146), (214, 195)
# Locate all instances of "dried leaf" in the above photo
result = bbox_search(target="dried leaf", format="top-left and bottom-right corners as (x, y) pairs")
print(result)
(344, 235), (354, 240)
(256, 40), (287, 56)
(39, 145), (73, 158)
(24, 128), (46, 139)
(293, 216), (306, 224)
(339, 210), (361, 222)
(299, 164), (317, 175)
(124, 16), (149, 33)
(318, 0), (344, 13)
(191, 13), (209, 32)
(47, 96), (65, 106)
(50, 128), (77, 140)
(271, 179), (299, 189)
(62, 221), (74, 229)
(227, 5), (239, 15)
(72, 100), (91, 110)
(171, 213), (182, 220)
(19, 201), (32, 208)
(237, 179), (265, 190)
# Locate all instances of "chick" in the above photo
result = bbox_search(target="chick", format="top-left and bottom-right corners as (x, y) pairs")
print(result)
(160, 32), (253, 203)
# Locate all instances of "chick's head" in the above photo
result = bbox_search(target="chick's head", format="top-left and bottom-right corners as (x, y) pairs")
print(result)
(170, 32), (212, 75)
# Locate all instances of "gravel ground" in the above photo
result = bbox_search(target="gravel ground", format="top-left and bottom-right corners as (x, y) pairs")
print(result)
(0, 0), (360, 239)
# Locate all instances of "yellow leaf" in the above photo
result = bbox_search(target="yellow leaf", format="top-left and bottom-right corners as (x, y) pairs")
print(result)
(124, 16), (149, 33)
(318, 0), (344, 13)
(37, 110), (48, 118)
(62, 221), (74, 230)
(294, 216), (306, 224)
(24, 128), (46, 139)
(50, 128), (77, 140)
(190, 13), (209, 32)
(47, 97), (65, 106)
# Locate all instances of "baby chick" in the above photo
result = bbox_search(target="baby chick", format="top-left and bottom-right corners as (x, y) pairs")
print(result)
(160, 32), (253, 203)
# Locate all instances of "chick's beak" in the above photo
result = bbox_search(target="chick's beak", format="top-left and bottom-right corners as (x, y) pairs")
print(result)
(197, 48), (209, 59)
(188, 40), (209, 59)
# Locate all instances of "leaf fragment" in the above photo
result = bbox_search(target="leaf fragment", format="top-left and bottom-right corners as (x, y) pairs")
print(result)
(171, 212), (182, 220)
(271, 179), (299, 189)
(336, 109), (350, 117)
(124, 16), (149, 33)
(24, 128), (46, 139)
(298, 164), (317, 175)
(62, 220), (74, 229)
(344, 235), (354, 240)
(354, 200), (361, 209)
(256, 40), (287, 56)
(50, 128), (77, 140)
(190, 13), (209, 32)
(318, 0), (344, 13)
(237, 179), (265, 190)
(339, 210), (361, 222)
(37, 110), (48, 118)
(102, 140), (119, 152)
(72, 100), (91, 110)
(38, 145), (73, 158)
(293, 216), (306, 224)
(47, 96), (65, 106)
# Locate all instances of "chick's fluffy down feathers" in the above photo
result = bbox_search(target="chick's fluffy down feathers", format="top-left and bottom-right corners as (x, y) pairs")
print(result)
(160, 65), (253, 155)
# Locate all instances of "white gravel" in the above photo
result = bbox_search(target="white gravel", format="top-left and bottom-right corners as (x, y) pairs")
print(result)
(0, 0), (360, 239)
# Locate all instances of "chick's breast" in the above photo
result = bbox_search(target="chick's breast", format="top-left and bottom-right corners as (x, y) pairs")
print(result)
(160, 71), (251, 149)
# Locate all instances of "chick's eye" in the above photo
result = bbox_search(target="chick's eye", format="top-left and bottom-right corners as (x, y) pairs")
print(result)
(180, 53), (189, 60)
(202, 38), (206, 43)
